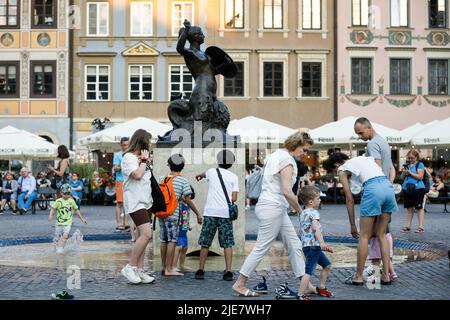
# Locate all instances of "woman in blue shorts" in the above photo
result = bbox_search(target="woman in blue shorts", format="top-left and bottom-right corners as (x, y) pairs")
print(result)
(327, 153), (398, 286)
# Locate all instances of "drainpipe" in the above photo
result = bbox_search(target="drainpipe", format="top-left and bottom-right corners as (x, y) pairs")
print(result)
(69, 0), (74, 150)
(333, 0), (338, 121)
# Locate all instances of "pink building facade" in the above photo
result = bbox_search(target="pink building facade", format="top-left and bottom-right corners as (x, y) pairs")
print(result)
(338, 0), (450, 130)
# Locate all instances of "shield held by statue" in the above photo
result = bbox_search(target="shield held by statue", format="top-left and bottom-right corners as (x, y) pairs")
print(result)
(205, 46), (238, 78)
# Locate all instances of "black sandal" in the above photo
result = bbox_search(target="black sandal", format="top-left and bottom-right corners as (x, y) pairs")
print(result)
(344, 276), (364, 286)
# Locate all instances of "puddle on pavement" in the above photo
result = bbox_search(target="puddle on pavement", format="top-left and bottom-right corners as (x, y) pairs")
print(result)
(0, 236), (440, 272)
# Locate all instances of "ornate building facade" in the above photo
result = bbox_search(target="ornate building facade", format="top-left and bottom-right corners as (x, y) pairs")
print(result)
(338, 0), (450, 130)
(72, 0), (336, 150)
(0, 0), (70, 146)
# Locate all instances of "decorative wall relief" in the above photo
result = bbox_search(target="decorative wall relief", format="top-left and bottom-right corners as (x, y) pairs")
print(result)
(424, 96), (450, 108)
(385, 95), (418, 108)
(21, 51), (29, 99)
(417, 76), (423, 106)
(389, 31), (412, 45)
(377, 76), (384, 103)
(345, 95), (378, 107)
(0, 33), (14, 47)
(427, 32), (449, 46)
(340, 75), (346, 103)
(58, 51), (66, 98)
(37, 33), (51, 47)
(21, 0), (30, 29)
(350, 30), (374, 45)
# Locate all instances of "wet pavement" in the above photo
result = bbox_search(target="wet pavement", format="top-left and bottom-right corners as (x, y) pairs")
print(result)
(0, 204), (449, 300)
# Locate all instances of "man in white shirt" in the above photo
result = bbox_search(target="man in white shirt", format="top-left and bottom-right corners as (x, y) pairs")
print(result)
(194, 150), (239, 282)
(17, 167), (37, 215)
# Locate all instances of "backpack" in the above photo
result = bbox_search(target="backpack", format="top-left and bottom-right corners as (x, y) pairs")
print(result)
(153, 174), (180, 219)
(422, 167), (431, 193)
(246, 168), (264, 199)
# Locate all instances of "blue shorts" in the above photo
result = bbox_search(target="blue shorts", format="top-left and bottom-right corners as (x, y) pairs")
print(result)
(360, 177), (398, 217)
(177, 229), (188, 247)
(303, 246), (331, 276)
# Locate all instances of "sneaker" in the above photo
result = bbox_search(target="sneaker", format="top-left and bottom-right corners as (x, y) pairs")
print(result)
(223, 271), (233, 281)
(51, 290), (74, 300)
(195, 269), (205, 280)
(137, 269), (155, 284)
(297, 294), (312, 301)
(363, 265), (374, 278)
(316, 287), (334, 298)
(275, 283), (298, 299)
(245, 205), (251, 210)
(252, 276), (268, 294)
(121, 264), (142, 284)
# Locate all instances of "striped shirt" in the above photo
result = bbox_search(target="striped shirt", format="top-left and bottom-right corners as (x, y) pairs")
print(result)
(159, 174), (192, 219)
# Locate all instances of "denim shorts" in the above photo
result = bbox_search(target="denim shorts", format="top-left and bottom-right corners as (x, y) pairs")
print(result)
(360, 177), (398, 217)
(303, 246), (331, 276)
(177, 229), (188, 247)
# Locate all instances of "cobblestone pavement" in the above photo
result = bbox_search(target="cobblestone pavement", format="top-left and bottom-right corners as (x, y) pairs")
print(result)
(0, 204), (449, 300)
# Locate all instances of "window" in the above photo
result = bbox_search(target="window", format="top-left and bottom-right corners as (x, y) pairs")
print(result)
(224, 62), (244, 96)
(0, 0), (19, 28)
(169, 65), (193, 100)
(30, 61), (56, 98)
(263, 62), (283, 96)
(131, 2), (152, 36)
(85, 65), (109, 100)
(390, 59), (410, 95)
(429, 0), (447, 28)
(225, 0), (244, 29)
(351, 58), (372, 94)
(0, 61), (19, 98)
(302, 62), (321, 97)
(390, 0), (408, 27)
(429, 60), (448, 95)
(263, 0), (283, 29)
(129, 65), (153, 100)
(87, 2), (109, 36)
(172, 2), (193, 36)
(352, 0), (369, 26)
(302, 0), (321, 30)
(32, 0), (57, 28)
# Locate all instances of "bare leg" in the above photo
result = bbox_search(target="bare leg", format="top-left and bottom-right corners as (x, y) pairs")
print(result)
(11, 200), (16, 211)
(405, 208), (414, 229)
(374, 213), (391, 282)
(129, 223), (151, 267)
(115, 203), (122, 227)
(165, 242), (183, 276)
(130, 220), (137, 242)
(173, 246), (182, 270)
(299, 274), (311, 295)
(354, 217), (376, 282)
(160, 242), (168, 273)
(0, 199), (5, 210)
(319, 265), (331, 289)
(199, 247), (209, 271)
(224, 247), (233, 272)
(417, 208), (425, 229)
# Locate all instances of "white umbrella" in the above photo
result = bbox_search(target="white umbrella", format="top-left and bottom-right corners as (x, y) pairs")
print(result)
(411, 117), (450, 146)
(227, 116), (296, 144)
(78, 117), (172, 151)
(0, 126), (74, 160)
(309, 116), (407, 146)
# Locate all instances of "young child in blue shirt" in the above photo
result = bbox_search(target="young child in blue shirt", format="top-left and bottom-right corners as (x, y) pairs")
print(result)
(298, 186), (334, 300)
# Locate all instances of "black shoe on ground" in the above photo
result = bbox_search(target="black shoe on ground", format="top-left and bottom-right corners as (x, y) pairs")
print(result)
(195, 269), (205, 280)
(223, 271), (233, 281)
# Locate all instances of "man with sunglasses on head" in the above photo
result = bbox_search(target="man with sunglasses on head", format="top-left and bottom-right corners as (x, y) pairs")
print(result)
(113, 137), (130, 231)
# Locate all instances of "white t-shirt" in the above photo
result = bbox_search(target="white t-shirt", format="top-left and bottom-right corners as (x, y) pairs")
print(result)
(121, 153), (153, 214)
(204, 168), (239, 218)
(258, 149), (297, 208)
(338, 156), (384, 187)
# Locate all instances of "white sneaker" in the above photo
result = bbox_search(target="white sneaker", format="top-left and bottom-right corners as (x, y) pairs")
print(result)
(121, 264), (142, 284)
(137, 269), (155, 284)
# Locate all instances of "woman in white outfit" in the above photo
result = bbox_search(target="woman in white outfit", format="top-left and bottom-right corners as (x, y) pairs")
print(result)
(232, 131), (314, 297)
(120, 129), (155, 284)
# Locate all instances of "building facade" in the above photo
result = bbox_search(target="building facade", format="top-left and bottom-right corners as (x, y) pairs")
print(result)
(338, 0), (450, 130)
(72, 0), (336, 151)
(0, 0), (70, 146)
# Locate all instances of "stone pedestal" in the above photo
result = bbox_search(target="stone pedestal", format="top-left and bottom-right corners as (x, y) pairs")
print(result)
(152, 143), (246, 256)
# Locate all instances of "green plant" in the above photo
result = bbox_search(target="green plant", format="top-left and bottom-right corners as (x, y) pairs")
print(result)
(71, 163), (95, 179)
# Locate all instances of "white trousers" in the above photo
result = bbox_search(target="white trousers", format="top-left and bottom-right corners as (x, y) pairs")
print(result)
(239, 202), (305, 278)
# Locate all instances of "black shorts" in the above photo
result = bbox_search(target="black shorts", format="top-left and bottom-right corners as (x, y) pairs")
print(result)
(404, 188), (426, 210)
(130, 208), (152, 227)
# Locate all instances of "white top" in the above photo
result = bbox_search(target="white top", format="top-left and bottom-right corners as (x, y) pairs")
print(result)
(121, 152), (153, 215)
(258, 149), (297, 208)
(338, 156), (385, 187)
(204, 168), (239, 218)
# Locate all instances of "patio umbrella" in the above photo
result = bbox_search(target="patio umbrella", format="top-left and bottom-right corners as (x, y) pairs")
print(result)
(227, 116), (296, 144)
(78, 117), (172, 151)
(411, 117), (450, 146)
(0, 126), (74, 160)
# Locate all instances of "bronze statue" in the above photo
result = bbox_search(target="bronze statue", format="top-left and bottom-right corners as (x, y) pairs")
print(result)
(158, 20), (238, 144)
